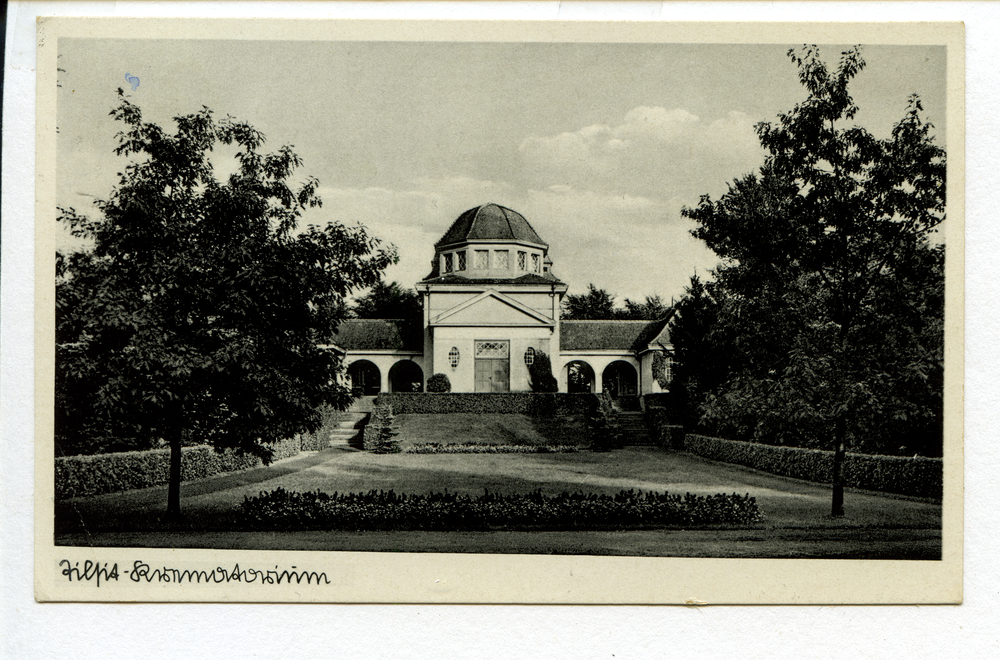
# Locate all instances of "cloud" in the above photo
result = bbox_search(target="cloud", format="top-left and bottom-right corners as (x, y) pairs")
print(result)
(518, 106), (764, 202)
(308, 174), (723, 303)
(518, 186), (720, 302)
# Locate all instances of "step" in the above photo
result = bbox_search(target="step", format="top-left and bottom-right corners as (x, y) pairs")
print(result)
(347, 396), (378, 413)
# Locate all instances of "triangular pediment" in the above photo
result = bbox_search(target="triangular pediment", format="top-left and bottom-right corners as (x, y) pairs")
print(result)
(431, 289), (553, 326)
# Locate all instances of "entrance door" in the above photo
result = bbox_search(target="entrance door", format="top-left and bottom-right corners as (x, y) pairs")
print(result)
(474, 341), (510, 392)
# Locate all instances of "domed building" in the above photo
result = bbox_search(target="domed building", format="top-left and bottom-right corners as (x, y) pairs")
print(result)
(330, 203), (673, 396)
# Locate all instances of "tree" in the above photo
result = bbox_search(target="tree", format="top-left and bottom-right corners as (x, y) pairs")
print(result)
(662, 275), (735, 430)
(56, 90), (396, 518)
(682, 46), (945, 515)
(352, 280), (422, 319)
(621, 295), (671, 320)
(562, 284), (670, 320)
(528, 350), (559, 392)
(562, 284), (618, 320)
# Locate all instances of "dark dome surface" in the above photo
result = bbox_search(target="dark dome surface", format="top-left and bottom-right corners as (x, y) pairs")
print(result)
(435, 203), (547, 247)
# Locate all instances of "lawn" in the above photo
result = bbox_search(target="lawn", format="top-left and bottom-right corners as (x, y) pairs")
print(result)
(55, 447), (943, 558)
(392, 413), (590, 448)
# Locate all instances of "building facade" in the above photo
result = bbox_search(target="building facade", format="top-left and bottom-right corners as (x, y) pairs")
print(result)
(330, 204), (672, 396)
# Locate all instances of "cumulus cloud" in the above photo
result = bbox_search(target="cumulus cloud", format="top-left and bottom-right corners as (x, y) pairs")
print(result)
(518, 186), (720, 301)
(306, 176), (722, 302)
(518, 106), (764, 202)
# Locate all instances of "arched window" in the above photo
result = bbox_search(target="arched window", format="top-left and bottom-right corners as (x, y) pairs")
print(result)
(449, 347), (460, 368)
(524, 346), (535, 366)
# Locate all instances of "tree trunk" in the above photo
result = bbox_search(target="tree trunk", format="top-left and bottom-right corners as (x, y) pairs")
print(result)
(166, 432), (182, 521)
(831, 416), (847, 517)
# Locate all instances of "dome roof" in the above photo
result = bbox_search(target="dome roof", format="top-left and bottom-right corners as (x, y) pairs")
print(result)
(435, 204), (547, 248)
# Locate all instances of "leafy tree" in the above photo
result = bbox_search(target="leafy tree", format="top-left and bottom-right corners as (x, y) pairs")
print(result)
(662, 275), (734, 429)
(621, 295), (671, 320)
(682, 46), (945, 515)
(562, 284), (669, 320)
(352, 280), (422, 319)
(56, 90), (396, 518)
(562, 284), (618, 320)
(528, 350), (559, 392)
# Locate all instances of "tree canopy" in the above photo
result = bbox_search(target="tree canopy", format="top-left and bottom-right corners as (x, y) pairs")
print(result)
(56, 90), (396, 516)
(673, 46), (946, 514)
(562, 283), (670, 320)
(351, 280), (422, 319)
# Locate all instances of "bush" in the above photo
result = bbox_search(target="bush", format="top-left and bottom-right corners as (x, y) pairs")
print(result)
(379, 392), (598, 416)
(528, 350), (559, 392)
(589, 393), (623, 451)
(362, 403), (400, 453)
(684, 434), (942, 499)
(236, 487), (764, 531)
(426, 373), (452, 393)
(55, 437), (300, 499)
(299, 403), (344, 451)
(406, 443), (581, 454)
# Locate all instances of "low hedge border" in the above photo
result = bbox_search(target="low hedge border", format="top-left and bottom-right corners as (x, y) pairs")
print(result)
(378, 392), (599, 416)
(405, 443), (583, 454)
(683, 434), (943, 500)
(236, 487), (764, 531)
(55, 437), (299, 500)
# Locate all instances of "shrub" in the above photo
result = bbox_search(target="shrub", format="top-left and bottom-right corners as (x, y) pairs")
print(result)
(236, 487), (764, 531)
(362, 403), (400, 453)
(426, 373), (452, 393)
(684, 434), (942, 499)
(406, 443), (581, 454)
(528, 350), (559, 392)
(379, 392), (598, 416)
(55, 437), (300, 499)
(299, 403), (344, 451)
(589, 393), (623, 451)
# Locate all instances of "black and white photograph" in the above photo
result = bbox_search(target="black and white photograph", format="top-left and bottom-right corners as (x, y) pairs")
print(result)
(32, 18), (962, 604)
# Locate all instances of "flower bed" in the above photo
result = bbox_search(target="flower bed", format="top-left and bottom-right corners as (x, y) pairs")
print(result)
(236, 487), (764, 531)
(55, 437), (300, 499)
(405, 443), (582, 454)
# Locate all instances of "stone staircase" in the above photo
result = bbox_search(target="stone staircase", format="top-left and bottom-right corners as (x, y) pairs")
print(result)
(326, 396), (377, 448)
(615, 411), (656, 446)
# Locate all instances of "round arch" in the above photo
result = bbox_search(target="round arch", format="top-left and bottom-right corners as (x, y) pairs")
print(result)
(347, 360), (381, 396)
(602, 361), (638, 397)
(389, 360), (424, 393)
(566, 360), (596, 393)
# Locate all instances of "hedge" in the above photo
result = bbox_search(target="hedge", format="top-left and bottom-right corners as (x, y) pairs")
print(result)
(378, 392), (599, 416)
(406, 443), (582, 454)
(236, 487), (764, 531)
(683, 434), (942, 500)
(55, 437), (300, 500)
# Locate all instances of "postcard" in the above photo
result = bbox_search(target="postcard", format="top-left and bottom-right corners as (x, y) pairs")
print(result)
(35, 18), (963, 603)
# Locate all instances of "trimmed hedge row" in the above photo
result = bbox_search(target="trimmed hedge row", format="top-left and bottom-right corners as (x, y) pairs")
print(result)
(406, 443), (582, 454)
(236, 487), (764, 531)
(683, 434), (943, 500)
(55, 437), (300, 500)
(378, 392), (599, 415)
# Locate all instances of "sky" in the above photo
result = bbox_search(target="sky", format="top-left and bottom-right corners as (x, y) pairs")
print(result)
(56, 39), (947, 304)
